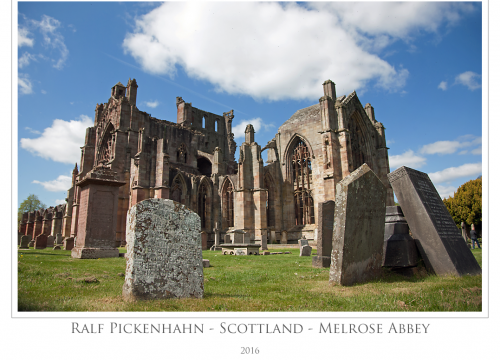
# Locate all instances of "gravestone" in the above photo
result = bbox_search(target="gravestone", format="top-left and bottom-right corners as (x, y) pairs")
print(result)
(202, 259), (210, 268)
(46, 235), (55, 247)
(388, 166), (481, 276)
(270, 230), (276, 244)
(201, 231), (208, 250)
(55, 233), (63, 245)
(64, 237), (74, 251)
(261, 230), (268, 250)
(19, 235), (31, 249)
(300, 245), (312, 256)
(34, 234), (48, 249)
(298, 237), (309, 247)
(329, 164), (386, 286)
(123, 199), (204, 300)
(312, 200), (335, 268)
(382, 206), (419, 268)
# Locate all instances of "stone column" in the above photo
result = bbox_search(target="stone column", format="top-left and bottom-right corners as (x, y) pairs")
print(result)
(32, 211), (43, 240)
(51, 209), (63, 237)
(71, 165), (126, 259)
(41, 210), (52, 236)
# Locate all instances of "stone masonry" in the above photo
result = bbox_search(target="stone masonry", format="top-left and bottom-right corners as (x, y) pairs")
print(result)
(22, 78), (394, 252)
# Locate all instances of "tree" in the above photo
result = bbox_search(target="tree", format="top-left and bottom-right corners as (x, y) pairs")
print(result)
(443, 178), (482, 226)
(18, 194), (46, 224)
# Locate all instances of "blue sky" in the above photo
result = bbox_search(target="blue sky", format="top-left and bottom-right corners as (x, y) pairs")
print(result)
(16, 2), (483, 208)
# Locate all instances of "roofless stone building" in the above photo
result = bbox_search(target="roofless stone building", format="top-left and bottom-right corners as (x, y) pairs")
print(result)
(20, 78), (394, 255)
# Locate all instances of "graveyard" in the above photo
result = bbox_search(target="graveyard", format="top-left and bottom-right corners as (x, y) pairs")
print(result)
(17, 246), (482, 312)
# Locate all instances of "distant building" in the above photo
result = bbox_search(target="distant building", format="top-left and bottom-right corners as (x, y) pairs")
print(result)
(21, 78), (394, 247)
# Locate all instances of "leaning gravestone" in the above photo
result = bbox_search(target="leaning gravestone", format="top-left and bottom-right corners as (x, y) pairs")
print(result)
(63, 237), (74, 251)
(329, 164), (386, 286)
(312, 200), (335, 268)
(388, 166), (481, 276)
(300, 245), (312, 256)
(123, 199), (204, 300)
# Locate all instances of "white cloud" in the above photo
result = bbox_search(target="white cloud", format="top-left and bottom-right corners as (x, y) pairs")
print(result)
(389, 150), (426, 169)
(428, 162), (482, 183)
(25, 127), (41, 135)
(20, 115), (94, 164)
(123, 3), (468, 100)
(455, 71), (481, 90)
(19, 52), (37, 68)
(386, 139), (395, 145)
(232, 118), (271, 139)
(435, 184), (458, 199)
(29, 15), (69, 70)
(18, 27), (34, 47)
(54, 199), (66, 205)
(420, 136), (481, 155)
(438, 81), (448, 90)
(145, 100), (159, 108)
(471, 147), (482, 155)
(33, 175), (72, 192)
(18, 73), (33, 94)
(41, 90), (47, 94)
(458, 150), (468, 155)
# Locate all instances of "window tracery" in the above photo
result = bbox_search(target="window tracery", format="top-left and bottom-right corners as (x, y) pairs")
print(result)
(291, 140), (314, 225)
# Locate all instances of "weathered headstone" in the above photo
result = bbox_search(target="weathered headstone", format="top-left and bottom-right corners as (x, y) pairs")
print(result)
(201, 231), (208, 250)
(313, 200), (335, 268)
(382, 206), (419, 268)
(63, 237), (75, 251)
(34, 234), (48, 249)
(300, 245), (312, 256)
(388, 166), (481, 276)
(55, 233), (63, 245)
(261, 230), (268, 250)
(329, 164), (386, 286)
(19, 235), (31, 249)
(123, 199), (204, 300)
(298, 237), (309, 247)
(46, 235), (55, 247)
(202, 259), (210, 268)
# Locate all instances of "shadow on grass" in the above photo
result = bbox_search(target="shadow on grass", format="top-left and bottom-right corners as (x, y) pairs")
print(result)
(18, 251), (71, 257)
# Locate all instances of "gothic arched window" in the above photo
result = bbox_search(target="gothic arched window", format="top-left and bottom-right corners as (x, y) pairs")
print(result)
(291, 140), (314, 225)
(198, 181), (209, 229)
(222, 179), (234, 229)
(170, 176), (184, 204)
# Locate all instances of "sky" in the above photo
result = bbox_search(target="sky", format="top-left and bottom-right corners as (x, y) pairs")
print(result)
(16, 1), (484, 209)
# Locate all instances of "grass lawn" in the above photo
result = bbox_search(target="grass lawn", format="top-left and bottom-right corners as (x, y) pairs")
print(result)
(17, 247), (482, 312)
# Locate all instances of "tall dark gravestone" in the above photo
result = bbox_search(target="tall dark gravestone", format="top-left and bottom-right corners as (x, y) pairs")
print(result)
(383, 206), (419, 268)
(388, 166), (481, 276)
(329, 164), (386, 286)
(312, 200), (335, 268)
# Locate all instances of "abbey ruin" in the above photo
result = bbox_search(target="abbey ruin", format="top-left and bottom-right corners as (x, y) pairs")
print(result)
(19, 78), (394, 255)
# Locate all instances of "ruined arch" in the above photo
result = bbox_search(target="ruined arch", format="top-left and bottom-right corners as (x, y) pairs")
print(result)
(197, 177), (212, 230)
(284, 134), (314, 181)
(347, 110), (374, 171)
(197, 156), (212, 176)
(285, 135), (315, 226)
(96, 123), (116, 164)
(170, 173), (188, 205)
(221, 177), (234, 229)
